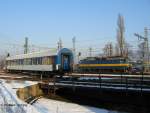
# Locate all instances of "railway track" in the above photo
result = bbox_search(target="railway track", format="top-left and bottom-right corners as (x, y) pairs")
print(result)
(52, 74), (150, 93)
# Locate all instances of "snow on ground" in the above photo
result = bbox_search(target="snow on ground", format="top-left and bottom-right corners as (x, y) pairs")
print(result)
(0, 75), (28, 79)
(0, 78), (124, 113)
(33, 98), (117, 113)
(0, 79), (40, 113)
(0, 74), (31, 79)
(1, 79), (38, 89)
(0, 75), (23, 78)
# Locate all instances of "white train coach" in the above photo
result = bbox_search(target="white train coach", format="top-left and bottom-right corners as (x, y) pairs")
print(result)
(5, 48), (73, 74)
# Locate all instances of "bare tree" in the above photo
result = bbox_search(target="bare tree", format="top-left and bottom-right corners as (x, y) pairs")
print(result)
(103, 43), (113, 57)
(115, 43), (119, 56)
(103, 44), (108, 56)
(109, 43), (113, 56)
(124, 43), (133, 59)
(117, 14), (125, 57)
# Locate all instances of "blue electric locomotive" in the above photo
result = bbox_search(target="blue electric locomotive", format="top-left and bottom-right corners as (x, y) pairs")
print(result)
(78, 56), (131, 73)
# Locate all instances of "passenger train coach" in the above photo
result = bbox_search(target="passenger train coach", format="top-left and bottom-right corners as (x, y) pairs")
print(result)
(5, 48), (73, 74)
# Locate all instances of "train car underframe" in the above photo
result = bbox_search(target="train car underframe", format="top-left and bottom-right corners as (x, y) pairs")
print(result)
(79, 67), (129, 74)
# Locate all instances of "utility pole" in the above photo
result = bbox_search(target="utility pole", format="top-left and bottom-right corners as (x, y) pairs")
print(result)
(144, 27), (150, 72)
(134, 27), (150, 72)
(89, 47), (92, 57)
(57, 38), (62, 50)
(24, 37), (28, 54)
(72, 37), (76, 64)
(57, 41), (60, 50)
(72, 37), (76, 71)
(59, 38), (62, 49)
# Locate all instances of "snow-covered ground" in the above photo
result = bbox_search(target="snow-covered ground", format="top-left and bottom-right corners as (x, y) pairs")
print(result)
(33, 98), (116, 113)
(0, 79), (40, 113)
(0, 78), (125, 113)
(0, 74), (31, 79)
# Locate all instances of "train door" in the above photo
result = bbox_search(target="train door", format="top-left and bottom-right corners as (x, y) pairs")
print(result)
(61, 54), (70, 71)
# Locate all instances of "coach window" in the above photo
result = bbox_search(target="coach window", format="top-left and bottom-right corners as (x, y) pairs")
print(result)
(24, 59), (26, 65)
(15, 60), (17, 65)
(45, 57), (47, 65)
(37, 58), (39, 65)
(29, 58), (32, 65)
(18, 59), (20, 65)
(40, 57), (42, 65)
(14, 60), (16, 65)
(36, 58), (38, 65)
(42, 57), (44, 65)
(37, 57), (41, 65)
(35, 58), (37, 65)
(42, 57), (46, 65)
(10, 60), (12, 66)
(47, 56), (51, 65)
(34, 58), (36, 65)
(26, 59), (29, 65)
(32, 58), (35, 65)
(27, 59), (29, 65)
(21, 59), (23, 65)
(31, 58), (33, 65)
(13, 60), (15, 65)
(17, 60), (19, 65)
(14, 60), (17, 65)
(17, 59), (19, 65)
(18, 59), (21, 65)
(33, 58), (36, 65)
(26, 59), (28, 65)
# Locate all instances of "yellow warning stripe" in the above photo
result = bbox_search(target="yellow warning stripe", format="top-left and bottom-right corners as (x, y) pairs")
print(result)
(79, 64), (130, 67)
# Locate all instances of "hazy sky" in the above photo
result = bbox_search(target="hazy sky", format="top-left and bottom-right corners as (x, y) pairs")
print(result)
(0, 0), (150, 55)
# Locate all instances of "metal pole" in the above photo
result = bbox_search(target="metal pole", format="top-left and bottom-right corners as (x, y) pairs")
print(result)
(89, 47), (92, 57)
(144, 27), (149, 72)
(72, 37), (76, 71)
(24, 37), (28, 54)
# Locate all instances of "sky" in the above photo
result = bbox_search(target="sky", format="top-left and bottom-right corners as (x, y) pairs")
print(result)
(0, 0), (150, 56)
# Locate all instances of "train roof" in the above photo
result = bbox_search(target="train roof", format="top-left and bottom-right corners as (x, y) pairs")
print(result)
(81, 56), (128, 61)
(6, 48), (73, 60)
